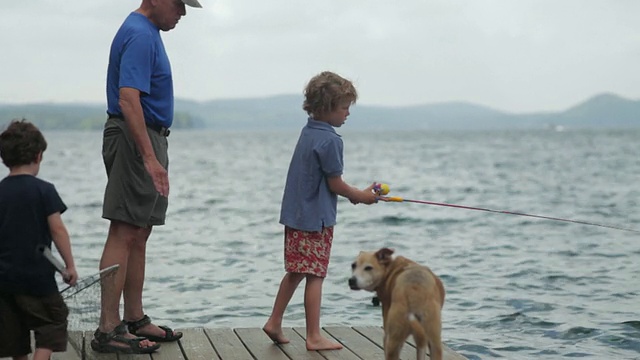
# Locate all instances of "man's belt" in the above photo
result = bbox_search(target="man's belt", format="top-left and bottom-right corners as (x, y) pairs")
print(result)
(107, 113), (170, 137)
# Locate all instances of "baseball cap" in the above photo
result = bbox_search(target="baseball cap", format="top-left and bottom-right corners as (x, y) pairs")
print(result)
(182, 0), (202, 8)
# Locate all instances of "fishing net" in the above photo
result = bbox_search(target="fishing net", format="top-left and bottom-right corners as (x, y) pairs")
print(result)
(40, 246), (119, 330)
(62, 264), (119, 330)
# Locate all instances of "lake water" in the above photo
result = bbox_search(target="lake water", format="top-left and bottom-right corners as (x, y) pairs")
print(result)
(10, 127), (640, 359)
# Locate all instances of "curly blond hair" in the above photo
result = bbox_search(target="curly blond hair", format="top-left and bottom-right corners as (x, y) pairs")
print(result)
(303, 71), (357, 117)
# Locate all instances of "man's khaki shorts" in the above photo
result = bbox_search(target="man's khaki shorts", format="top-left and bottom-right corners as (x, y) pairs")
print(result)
(102, 117), (169, 228)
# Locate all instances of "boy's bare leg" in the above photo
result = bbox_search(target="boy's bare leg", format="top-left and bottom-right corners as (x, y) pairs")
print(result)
(263, 272), (304, 343)
(304, 275), (343, 350)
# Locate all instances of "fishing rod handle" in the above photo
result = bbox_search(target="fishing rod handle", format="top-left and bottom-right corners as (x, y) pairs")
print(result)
(379, 196), (404, 202)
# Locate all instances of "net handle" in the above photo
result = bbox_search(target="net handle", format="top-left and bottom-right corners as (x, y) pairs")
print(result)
(38, 244), (66, 273)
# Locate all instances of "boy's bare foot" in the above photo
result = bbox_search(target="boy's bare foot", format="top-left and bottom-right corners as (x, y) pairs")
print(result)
(262, 325), (290, 344)
(306, 336), (343, 351)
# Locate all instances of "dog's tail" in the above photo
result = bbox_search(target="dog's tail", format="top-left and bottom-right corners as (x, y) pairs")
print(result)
(408, 313), (427, 349)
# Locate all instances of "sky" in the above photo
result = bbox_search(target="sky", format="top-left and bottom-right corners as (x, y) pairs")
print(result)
(1, 0), (639, 113)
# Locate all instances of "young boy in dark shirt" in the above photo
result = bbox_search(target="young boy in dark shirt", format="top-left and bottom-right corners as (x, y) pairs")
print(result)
(0, 119), (78, 360)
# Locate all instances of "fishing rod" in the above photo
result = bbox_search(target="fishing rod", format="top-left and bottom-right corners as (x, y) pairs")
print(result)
(372, 184), (640, 234)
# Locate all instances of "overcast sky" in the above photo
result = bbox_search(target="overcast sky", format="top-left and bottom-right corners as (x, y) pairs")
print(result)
(1, 0), (639, 113)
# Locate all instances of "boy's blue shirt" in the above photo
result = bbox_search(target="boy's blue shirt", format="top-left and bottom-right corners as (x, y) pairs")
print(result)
(106, 12), (174, 128)
(280, 118), (344, 232)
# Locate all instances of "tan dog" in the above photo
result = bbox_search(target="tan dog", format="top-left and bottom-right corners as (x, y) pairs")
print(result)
(349, 248), (445, 360)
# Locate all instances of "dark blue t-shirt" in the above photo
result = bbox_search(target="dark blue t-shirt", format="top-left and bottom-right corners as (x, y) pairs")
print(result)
(0, 175), (67, 296)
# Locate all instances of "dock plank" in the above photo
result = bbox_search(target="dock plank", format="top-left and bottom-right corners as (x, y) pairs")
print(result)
(408, 332), (467, 360)
(1, 327), (467, 360)
(118, 353), (152, 360)
(354, 326), (467, 360)
(324, 326), (386, 360)
(81, 331), (121, 360)
(205, 328), (253, 360)
(352, 326), (417, 360)
(293, 327), (362, 360)
(278, 328), (326, 360)
(392, 324), (468, 360)
(233, 327), (289, 360)
(51, 330), (83, 360)
(148, 339), (185, 360)
(178, 328), (220, 360)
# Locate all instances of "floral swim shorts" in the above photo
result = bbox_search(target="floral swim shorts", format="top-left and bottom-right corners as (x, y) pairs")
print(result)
(284, 226), (334, 278)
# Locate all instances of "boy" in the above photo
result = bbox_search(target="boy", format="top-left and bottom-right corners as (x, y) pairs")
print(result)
(0, 119), (78, 360)
(263, 71), (378, 350)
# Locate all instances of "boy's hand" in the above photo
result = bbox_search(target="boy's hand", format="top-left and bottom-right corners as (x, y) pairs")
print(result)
(356, 183), (379, 205)
(63, 268), (78, 286)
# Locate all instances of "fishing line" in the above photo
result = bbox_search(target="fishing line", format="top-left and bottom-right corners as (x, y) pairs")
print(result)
(373, 184), (639, 234)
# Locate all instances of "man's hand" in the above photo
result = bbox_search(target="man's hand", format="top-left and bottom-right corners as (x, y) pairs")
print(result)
(144, 158), (169, 197)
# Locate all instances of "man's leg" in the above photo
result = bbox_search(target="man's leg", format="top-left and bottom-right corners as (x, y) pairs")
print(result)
(121, 225), (180, 339)
(121, 224), (151, 322)
(97, 220), (156, 349)
(98, 220), (139, 332)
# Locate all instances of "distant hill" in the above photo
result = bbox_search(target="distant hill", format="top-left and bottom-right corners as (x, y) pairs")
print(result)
(1, 93), (638, 131)
(0, 103), (202, 130)
(554, 93), (640, 127)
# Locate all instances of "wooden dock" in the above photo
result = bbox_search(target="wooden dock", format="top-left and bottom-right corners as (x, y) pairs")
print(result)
(5, 326), (467, 360)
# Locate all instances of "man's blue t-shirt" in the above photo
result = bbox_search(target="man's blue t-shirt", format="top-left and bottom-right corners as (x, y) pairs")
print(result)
(0, 175), (67, 296)
(106, 12), (174, 128)
(279, 118), (344, 232)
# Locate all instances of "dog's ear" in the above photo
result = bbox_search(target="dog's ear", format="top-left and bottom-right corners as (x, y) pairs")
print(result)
(375, 247), (394, 264)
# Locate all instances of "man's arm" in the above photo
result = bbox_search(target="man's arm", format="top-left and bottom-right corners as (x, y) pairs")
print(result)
(119, 87), (169, 197)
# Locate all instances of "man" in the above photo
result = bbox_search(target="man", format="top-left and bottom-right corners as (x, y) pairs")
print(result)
(91, 0), (202, 354)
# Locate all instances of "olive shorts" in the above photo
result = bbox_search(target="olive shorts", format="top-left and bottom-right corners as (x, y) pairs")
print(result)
(0, 292), (69, 357)
(102, 117), (169, 228)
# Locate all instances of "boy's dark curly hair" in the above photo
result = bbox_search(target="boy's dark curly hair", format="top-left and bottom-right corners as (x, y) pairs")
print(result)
(303, 71), (358, 117)
(0, 119), (47, 168)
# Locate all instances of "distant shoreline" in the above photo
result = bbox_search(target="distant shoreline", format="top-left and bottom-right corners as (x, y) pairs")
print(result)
(1, 92), (638, 131)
